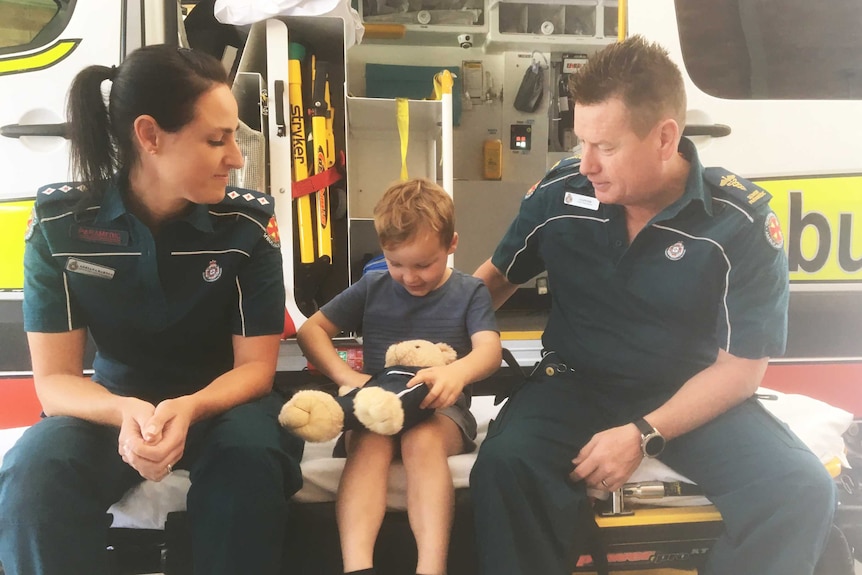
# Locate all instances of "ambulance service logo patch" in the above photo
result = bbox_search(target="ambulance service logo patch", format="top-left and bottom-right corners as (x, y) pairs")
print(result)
(203, 260), (222, 282)
(524, 179), (541, 200)
(665, 241), (686, 261)
(764, 212), (784, 249)
(265, 216), (281, 248)
(24, 207), (37, 240)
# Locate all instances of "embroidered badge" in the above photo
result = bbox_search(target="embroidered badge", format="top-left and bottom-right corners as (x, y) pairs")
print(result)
(665, 241), (686, 261)
(524, 179), (540, 200)
(265, 216), (281, 248)
(24, 207), (37, 240)
(227, 191), (240, 199)
(73, 225), (129, 246)
(764, 212), (784, 249)
(719, 174), (747, 192)
(203, 260), (223, 282)
(65, 257), (115, 279)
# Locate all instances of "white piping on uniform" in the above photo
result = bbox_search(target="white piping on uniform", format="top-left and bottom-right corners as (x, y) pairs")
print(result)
(540, 173), (572, 188)
(653, 224), (733, 351)
(505, 214), (609, 278)
(171, 249), (250, 257)
(40, 211), (76, 223)
(236, 277), (246, 336)
(713, 198), (754, 223)
(53, 252), (141, 257)
(210, 210), (267, 232)
(62, 273), (73, 331)
(386, 369), (417, 378)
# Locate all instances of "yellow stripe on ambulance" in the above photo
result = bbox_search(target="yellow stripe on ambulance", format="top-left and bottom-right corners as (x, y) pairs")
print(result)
(0, 39), (80, 77)
(761, 176), (862, 283)
(0, 201), (34, 290)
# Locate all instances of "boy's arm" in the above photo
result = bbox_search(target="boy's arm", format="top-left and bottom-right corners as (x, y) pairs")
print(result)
(410, 329), (502, 409)
(296, 311), (371, 389)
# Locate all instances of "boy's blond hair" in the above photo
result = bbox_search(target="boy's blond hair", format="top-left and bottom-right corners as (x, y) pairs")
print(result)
(373, 178), (455, 249)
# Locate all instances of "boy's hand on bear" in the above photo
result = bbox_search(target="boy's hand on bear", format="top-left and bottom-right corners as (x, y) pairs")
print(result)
(408, 364), (469, 409)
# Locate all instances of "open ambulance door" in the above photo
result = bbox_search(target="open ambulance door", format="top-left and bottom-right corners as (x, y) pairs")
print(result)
(0, 0), (182, 373)
(630, 0), (862, 360)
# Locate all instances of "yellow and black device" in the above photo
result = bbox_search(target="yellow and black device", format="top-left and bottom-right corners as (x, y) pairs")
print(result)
(286, 45), (343, 316)
(309, 55), (333, 262)
(288, 42), (315, 265)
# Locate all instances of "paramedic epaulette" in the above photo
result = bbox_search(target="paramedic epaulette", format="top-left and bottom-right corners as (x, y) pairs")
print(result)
(35, 182), (88, 206)
(703, 167), (772, 209)
(547, 154), (582, 178)
(215, 187), (275, 218)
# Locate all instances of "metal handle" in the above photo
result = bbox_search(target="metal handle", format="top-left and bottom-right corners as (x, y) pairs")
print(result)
(0, 123), (69, 139)
(683, 123), (731, 138)
(274, 80), (286, 137)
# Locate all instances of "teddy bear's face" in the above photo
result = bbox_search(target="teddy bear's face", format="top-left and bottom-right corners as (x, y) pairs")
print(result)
(384, 339), (457, 368)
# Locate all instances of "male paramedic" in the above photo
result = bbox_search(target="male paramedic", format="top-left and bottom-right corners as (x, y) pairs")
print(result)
(470, 35), (836, 575)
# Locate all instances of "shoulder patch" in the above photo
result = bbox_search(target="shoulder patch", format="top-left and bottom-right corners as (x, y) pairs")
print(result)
(764, 211), (784, 250)
(216, 187), (275, 217)
(24, 206), (37, 240)
(703, 168), (772, 208)
(35, 182), (87, 206)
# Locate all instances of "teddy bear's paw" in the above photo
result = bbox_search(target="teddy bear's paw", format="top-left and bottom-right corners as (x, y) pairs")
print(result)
(354, 387), (405, 435)
(278, 390), (344, 442)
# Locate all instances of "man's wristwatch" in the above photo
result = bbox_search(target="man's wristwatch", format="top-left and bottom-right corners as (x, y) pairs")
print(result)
(634, 417), (666, 458)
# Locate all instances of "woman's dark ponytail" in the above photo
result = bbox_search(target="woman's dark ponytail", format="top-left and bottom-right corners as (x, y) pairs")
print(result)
(67, 65), (116, 199)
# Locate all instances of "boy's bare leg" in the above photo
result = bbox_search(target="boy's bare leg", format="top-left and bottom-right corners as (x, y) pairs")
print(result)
(401, 414), (463, 575)
(338, 431), (396, 572)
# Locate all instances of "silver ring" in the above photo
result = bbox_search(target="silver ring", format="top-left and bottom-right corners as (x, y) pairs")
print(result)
(601, 479), (609, 488)
(166, 463), (173, 474)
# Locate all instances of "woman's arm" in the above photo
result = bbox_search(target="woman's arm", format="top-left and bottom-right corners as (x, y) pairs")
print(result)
(28, 329), (152, 425)
(126, 332), (281, 480)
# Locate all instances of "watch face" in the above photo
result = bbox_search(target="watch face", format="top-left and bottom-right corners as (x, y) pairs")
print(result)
(644, 434), (665, 457)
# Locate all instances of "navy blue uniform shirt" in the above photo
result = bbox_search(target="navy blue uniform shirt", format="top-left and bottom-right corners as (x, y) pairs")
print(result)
(23, 179), (285, 403)
(492, 138), (789, 401)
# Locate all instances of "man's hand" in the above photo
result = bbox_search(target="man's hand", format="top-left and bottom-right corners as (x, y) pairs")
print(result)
(569, 423), (643, 491)
(120, 396), (193, 482)
(407, 364), (469, 409)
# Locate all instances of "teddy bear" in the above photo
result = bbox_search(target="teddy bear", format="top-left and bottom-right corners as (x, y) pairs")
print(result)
(279, 339), (458, 442)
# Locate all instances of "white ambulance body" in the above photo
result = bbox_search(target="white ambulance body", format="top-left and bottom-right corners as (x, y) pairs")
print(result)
(0, 0), (859, 412)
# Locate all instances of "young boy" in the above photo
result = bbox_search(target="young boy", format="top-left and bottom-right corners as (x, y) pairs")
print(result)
(297, 178), (502, 575)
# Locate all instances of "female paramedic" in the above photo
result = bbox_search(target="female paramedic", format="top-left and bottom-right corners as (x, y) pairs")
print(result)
(0, 45), (303, 575)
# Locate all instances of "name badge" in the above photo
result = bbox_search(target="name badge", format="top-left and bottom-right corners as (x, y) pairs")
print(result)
(65, 257), (115, 280)
(564, 192), (599, 211)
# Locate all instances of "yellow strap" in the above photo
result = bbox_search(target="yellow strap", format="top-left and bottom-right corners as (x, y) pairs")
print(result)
(618, 0), (627, 40)
(397, 98), (409, 181)
(430, 69), (454, 100)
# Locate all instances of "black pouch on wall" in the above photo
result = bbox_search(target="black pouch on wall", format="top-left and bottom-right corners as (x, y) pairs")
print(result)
(513, 62), (544, 113)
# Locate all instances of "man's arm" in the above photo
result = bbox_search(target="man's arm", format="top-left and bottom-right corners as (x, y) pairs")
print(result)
(474, 258), (520, 310)
(570, 349), (767, 491)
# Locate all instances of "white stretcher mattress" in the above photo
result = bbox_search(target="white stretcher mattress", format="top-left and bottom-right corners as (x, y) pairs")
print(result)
(0, 388), (852, 530)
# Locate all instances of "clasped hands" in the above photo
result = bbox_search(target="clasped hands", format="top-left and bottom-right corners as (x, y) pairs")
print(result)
(118, 396), (192, 482)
